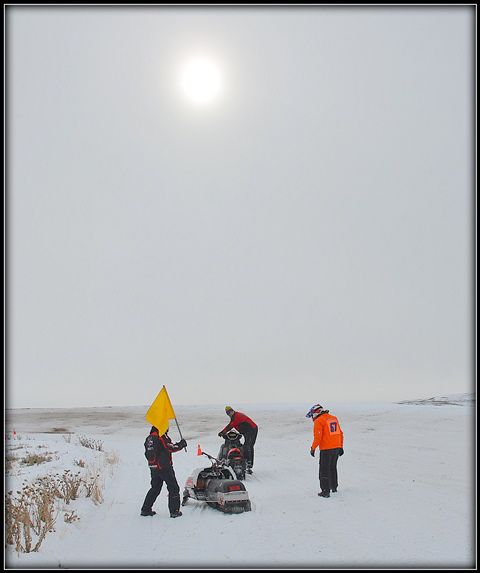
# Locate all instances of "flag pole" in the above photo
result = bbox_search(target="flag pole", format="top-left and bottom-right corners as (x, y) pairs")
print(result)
(174, 417), (186, 452)
(160, 385), (187, 452)
(174, 417), (183, 440)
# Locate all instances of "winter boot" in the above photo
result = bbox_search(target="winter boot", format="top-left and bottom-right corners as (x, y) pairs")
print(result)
(140, 509), (156, 516)
(170, 511), (183, 518)
(318, 491), (330, 498)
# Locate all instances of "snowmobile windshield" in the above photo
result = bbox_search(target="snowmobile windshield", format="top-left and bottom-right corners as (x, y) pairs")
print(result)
(226, 431), (241, 440)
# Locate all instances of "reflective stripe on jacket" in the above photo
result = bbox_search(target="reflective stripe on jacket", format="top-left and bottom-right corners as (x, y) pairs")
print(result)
(148, 431), (183, 469)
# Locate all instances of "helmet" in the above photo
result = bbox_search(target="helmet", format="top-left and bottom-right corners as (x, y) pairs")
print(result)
(225, 428), (241, 441)
(306, 404), (324, 418)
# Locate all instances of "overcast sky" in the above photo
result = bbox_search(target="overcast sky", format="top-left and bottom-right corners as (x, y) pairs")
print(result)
(6, 6), (474, 409)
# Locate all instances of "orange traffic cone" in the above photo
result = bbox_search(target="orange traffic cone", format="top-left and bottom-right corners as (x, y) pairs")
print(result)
(197, 444), (202, 456)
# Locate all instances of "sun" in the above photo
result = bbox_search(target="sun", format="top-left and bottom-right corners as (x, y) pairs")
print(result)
(180, 57), (221, 105)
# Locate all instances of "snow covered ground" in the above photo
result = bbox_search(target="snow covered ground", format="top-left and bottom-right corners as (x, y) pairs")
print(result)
(4, 394), (476, 569)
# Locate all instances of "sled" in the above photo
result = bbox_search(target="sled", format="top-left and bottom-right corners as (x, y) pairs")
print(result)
(182, 451), (251, 514)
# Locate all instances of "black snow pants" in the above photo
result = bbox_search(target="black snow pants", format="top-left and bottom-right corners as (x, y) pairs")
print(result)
(243, 426), (258, 468)
(141, 465), (180, 515)
(319, 448), (341, 494)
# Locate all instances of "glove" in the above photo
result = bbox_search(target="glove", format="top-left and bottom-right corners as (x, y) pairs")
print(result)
(339, 448), (344, 456)
(310, 448), (315, 457)
(178, 439), (187, 449)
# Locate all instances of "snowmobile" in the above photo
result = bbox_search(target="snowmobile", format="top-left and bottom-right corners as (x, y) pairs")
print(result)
(182, 449), (252, 514)
(217, 428), (247, 481)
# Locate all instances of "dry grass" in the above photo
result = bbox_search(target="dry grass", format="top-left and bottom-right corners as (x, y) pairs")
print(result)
(83, 470), (104, 505)
(63, 510), (80, 524)
(5, 434), (119, 555)
(78, 436), (104, 451)
(91, 480), (104, 505)
(6, 453), (18, 473)
(105, 450), (119, 465)
(5, 478), (57, 553)
(53, 470), (83, 505)
(20, 453), (53, 466)
(5, 466), (106, 553)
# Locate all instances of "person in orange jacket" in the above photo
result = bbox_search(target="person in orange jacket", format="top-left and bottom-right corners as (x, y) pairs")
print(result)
(306, 404), (344, 498)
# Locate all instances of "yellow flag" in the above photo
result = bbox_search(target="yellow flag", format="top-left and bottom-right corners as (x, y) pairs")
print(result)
(145, 386), (176, 436)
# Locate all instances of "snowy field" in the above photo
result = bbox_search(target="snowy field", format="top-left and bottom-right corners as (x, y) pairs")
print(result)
(4, 394), (476, 569)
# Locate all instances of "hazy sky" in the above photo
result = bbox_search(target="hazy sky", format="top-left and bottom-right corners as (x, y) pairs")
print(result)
(7, 6), (474, 409)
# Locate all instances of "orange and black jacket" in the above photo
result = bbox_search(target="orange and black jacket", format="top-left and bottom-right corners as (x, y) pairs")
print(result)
(147, 430), (183, 469)
(311, 411), (344, 452)
(221, 411), (258, 435)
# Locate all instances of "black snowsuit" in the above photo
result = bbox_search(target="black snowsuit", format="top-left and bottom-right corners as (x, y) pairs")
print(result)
(319, 448), (341, 494)
(141, 430), (184, 515)
(243, 426), (258, 469)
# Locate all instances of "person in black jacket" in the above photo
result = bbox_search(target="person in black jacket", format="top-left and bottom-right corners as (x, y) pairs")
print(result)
(141, 426), (187, 518)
